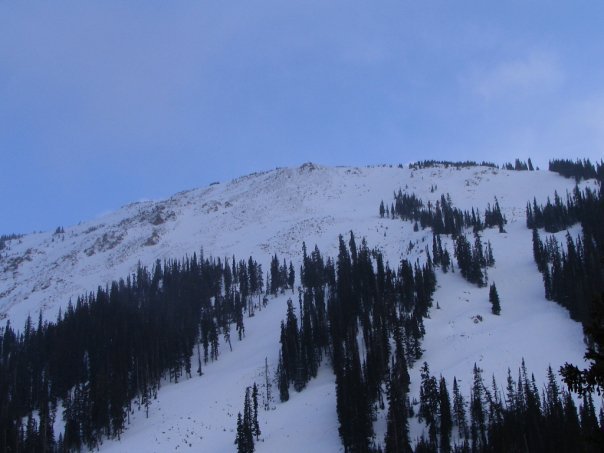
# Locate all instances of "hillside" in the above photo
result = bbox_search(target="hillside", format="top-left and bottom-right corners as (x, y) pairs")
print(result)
(0, 163), (599, 451)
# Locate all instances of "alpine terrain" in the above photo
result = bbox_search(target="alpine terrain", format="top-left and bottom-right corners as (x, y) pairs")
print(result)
(1, 160), (603, 452)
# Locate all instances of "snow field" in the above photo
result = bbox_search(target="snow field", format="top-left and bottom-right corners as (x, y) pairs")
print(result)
(0, 163), (597, 450)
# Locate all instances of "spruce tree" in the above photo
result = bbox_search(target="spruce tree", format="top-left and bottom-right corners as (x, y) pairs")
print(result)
(252, 383), (260, 440)
(452, 377), (468, 439)
(470, 364), (487, 449)
(439, 376), (453, 452)
(277, 354), (289, 402)
(489, 283), (501, 315)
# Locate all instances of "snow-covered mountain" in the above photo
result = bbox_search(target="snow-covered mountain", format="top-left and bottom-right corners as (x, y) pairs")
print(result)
(0, 163), (597, 451)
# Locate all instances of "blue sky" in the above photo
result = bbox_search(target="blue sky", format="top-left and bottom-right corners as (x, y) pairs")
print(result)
(1, 1), (603, 234)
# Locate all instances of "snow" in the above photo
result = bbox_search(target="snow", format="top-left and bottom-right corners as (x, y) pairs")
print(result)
(0, 163), (598, 450)
(100, 293), (341, 453)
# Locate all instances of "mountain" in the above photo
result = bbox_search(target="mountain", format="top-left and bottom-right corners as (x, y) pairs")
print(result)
(0, 162), (600, 451)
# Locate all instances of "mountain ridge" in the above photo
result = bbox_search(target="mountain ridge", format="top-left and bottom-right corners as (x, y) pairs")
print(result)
(1, 163), (594, 328)
(0, 162), (598, 450)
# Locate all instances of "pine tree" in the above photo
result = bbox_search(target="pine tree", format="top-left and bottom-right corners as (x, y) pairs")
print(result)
(385, 351), (412, 453)
(470, 364), (487, 449)
(264, 357), (272, 411)
(243, 387), (255, 452)
(235, 413), (245, 453)
(277, 354), (289, 402)
(418, 362), (439, 446)
(489, 283), (501, 315)
(439, 376), (453, 452)
(252, 383), (260, 440)
(288, 262), (295, 292)
(452, 377), (468, 439)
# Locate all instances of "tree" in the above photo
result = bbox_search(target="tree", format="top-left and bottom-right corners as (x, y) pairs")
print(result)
(418, 362), (439, 446)
(560, 245), (604, 397)
(264, 357), (272, 411)
(470, 364), (487, 449)
(385, 355), (412, 453)
(234, 387), (255, 453)
(252, 383), (261, 440)
(288, 262), (295, 292)
(452, 377), (468, 439)
(439, 376), (453, 452)
(489, 283), (501, 315)
(277, 354), (289, 402)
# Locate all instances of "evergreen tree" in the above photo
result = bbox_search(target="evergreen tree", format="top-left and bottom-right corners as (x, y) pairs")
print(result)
(489, 283), (501, 315)
(452, 377), (468, 439)
(470, 364), (487, 450)
(277, 354), (289, 402)
(264, 357), (272, 411)
(252, 383), (260, 440)
(384, 372), (411, 453)
(418, 362), (439, 446)
(439, 376), (453, 452)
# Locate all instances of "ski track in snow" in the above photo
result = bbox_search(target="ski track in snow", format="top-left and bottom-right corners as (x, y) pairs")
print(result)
(0, 163), (598, 450)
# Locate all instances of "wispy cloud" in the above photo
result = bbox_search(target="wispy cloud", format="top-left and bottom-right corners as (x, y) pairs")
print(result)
(473, 51), (564, 100)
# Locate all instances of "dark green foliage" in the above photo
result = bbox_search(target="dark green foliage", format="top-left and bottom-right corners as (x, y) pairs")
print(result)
(453, 234), (493, 287)
(270, 254), (293, 295)
(387, 190), (506, 237)
(452, 377), (468, 440)
(385, 354), (412, 453)
(408, 160), (497, 170)
(234, 384), (260, 452)
(277, 353), (289, 402)
(489, 283), (501, 315)
(418, 362), (439, 445)
(252, 383), (260, 440)
(549, 158), (602, 183)
(438, 360), (604, 452)
(469, 364), (487, 450)
(439, 376), (453, 452)
(483, 199), (506, 232)
(0, 252), (262, 451)
(276, 235), (437, 452)
(235, 386), (256, 453)
(502, 158), (530, 171)
(529, 187), (604, 398)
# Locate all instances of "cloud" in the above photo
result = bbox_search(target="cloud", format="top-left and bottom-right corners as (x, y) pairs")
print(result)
(473, 51), (564, 100)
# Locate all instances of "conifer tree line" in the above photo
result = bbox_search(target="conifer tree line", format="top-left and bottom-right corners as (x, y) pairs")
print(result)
(407, 158), (538, 172)
(0, 233), (23, 251)
(501, 158), (534, 171)
(269, 254), (295, 295)
(529, 185), (604, 326)
(528, 182), (604, 397)
(276, 233), (437, 452)
(526, 185), (603, 233)
(0, 251), (268, 452)
(452, 233), (495, 287)
(380, 192), (506, 236)
(416, 360), (603, 452)
(431, 231), (495, 288)
(549, 158), (604, 183)
(407, 161), (497, 171)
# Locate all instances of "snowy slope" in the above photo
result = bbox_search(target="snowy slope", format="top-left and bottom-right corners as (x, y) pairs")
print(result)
(0, 163), (597, 450)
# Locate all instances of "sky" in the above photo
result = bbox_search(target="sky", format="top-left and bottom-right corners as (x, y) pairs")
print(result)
(1, 1), (603, 234)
